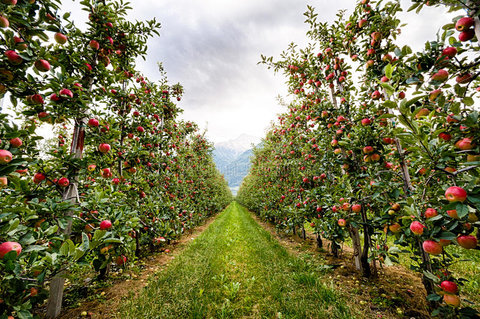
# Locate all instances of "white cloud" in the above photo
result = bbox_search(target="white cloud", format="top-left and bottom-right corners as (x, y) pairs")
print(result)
(56, 0), (455, 145)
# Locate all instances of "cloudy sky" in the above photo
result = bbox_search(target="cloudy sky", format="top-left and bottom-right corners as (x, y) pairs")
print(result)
(61, 0), (454, 144)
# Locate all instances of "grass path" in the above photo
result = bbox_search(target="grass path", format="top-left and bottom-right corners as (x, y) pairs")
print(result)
(117, 202), (355, 318)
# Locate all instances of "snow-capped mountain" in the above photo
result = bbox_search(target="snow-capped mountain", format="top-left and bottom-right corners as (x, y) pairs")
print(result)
(213, 134), (260, 194)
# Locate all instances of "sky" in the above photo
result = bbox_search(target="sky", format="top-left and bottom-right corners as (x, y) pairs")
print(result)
(55, 1), (456, 144)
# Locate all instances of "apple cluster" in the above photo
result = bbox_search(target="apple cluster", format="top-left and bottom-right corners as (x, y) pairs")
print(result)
(238, 0), (479, 316)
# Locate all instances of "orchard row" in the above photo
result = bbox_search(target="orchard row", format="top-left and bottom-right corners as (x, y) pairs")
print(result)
(0, 1), (231, 318)
(238, 0), (479, 317)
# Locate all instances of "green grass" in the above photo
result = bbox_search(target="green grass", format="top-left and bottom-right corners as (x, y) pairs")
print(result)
(117, 202), (355, 319)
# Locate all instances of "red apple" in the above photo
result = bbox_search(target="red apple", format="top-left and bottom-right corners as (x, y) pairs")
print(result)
(361, 118), (372, 126)
(431, 69), (448, 82)
(13, 36), (27, 50)
(57, 177), (69, 187)
(457, 235), (477, 249)
(363, 146), (374, 154)
(358, 19), (367, 28)
(389, 223), (401, 233)
(440, 281), (458, 294)
(116, 255), (127, 265)
(0, 149), (13, 164)
(98, 143), (111, 153)
(455, 17), (474, 31)
(9, 137), (22, 148)
(88, 118), (99, 127)
(371, 90), (381, 100)
(423, 240), (442, 255)
(455, 137), (475, 150)
(410, 221), (425, 235)
(371, 31), (381, 41)
(54, 32), (67, 44)
(382, 54), (393, 62)
(5, 50), (22, 64)
(456, 73), (472, 84)
(445, 186), (467, 202)
(429, 89), (442, 101)
(442, 46), (457, 58)
(34, 59), (50, 72)
(443, 294), (460, 307)
(33, 172), (46, 184)
(0, 176), (7, 187)
(338, 219), (346, 227)
(0, 241), (22, 258)
(459, 29), (475, 42)
(137, 126), (145, 133)
(447, 209), (459, 219)
(447, 114), (459, 123)
(89, 40), (100, 50)
(438, 132), (452, 141)
(424, 209), (443, 222)
(99, 220), (112, 230)
(1, 0), (17, 5)
(101, 168), (112, 178)
(31, 94), (44, 104)
(352, 204), (361, 213)
(0, 15), (9, 28)
(59, 88), (73, 98)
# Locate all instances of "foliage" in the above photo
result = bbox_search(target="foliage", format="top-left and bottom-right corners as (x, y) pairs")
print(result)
(238, 0), (480, 317)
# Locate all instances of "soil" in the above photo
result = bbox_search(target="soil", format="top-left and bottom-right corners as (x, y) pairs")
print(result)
(56, 215), (218, 319)
(250, 213), (431, 319)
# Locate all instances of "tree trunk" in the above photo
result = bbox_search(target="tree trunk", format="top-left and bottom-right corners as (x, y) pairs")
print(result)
(301, 224), (306, 240)
(349, 226), (363, 272)
(360, 207), (371, 278)
(316, 233), (322, 248)
(331, 240), (339, 258)
(417, 238), (437, 308)
(46, 119), (87, 318)
(135, 229), (141, 258)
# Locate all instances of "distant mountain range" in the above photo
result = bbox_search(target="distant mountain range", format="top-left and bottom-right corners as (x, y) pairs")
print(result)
(213, 134), (259, 195)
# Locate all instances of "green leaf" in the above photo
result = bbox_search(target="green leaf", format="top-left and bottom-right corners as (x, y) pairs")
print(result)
(383, 100), (397, 110)
(455, 203), (469, 218)
(7, 219), (20, 233)
(93, 229), (107, 241)
(74, 248), (85, 260)
(427, 293), (442, 302)
(103, 238), (123, 244)
(388, 246), (401, 254)
(378, 113), (396, 119)
(380, 83), (395, 96)
(384, 255), (393, 266)
(59, 241), (69, 256)
(462, 96), (474, 106)
(23, 245), (46, 253)
(385, 64), (393, 79)
(406, 95), (426, 107)
(17, 310), (33, 319)
(439, 232), (456, 240)
(423, 270), (440, 283)
(401, 45), (412, 55)
(79, 232), (90, 252)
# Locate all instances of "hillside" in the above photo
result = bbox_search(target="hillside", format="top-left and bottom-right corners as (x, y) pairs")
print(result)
(213, 134), (258, 194)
